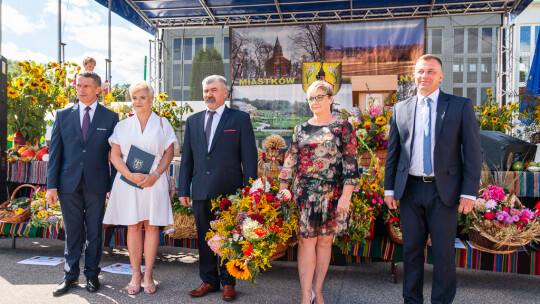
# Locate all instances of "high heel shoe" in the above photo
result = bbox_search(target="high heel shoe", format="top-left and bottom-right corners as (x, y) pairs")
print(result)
(143, 268), (157, 294)
(127, 268), (142, 295)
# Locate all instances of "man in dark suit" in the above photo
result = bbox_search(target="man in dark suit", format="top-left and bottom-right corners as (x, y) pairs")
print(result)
(46, 71), (119, 296)
(178, 75), (257, 301)
(384, 54), (482, 304)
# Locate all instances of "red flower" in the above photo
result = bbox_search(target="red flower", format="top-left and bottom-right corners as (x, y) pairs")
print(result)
(502, 206), (510, 213)
(265, 193), (274, 202)
(219, 199), (232, 211)
(516, 222), (524, 230)
(535, 201), (540, 211)
(269, 224), (283, 234)
(520, 215), (530, 225)
(250, 214), (264, 224)
(389, 217), (400, 224)
(243, 243), (253, 256)
(484, 212), (495, 220)
(253, 228), (267, 237)
(276, 218), (283, 224)
(128, 113), (134, 117)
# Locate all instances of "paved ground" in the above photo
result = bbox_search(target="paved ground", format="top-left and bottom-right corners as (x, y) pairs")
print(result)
(0, 237), (539, 304)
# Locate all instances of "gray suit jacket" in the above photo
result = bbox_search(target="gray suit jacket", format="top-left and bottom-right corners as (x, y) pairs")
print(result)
(383, 91), (482, 206)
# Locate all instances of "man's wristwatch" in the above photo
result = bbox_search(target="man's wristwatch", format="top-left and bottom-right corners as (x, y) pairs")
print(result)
(151, 171), (161, 178)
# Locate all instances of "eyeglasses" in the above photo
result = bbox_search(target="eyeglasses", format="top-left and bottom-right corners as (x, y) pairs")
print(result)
(307, 94), (330, 103)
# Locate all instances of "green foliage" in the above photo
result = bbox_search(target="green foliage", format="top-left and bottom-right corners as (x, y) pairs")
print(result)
(189, 47), (225, 101)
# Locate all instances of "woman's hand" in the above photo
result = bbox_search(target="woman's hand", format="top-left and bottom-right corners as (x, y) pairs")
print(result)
(336, 195), (351, 213)
(129, 173), (146, 184)
(137, 173), (159, 188)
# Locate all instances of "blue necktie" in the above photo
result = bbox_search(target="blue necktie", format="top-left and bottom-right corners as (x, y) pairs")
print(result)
(423, 97), (433, 175)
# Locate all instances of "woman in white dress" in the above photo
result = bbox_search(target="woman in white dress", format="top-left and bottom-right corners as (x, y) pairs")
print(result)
(103, 81), (177, 295)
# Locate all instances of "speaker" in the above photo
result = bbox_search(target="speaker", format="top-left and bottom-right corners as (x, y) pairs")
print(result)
(0, 55), (7, 201)
(479, 130), (537, 171)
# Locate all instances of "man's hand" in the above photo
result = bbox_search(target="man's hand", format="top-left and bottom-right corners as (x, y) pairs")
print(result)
(384, 195), (398, 209)
(179, 196), (191, 207)
(45, 189), (58, 205)
(458, 197), (475, 214)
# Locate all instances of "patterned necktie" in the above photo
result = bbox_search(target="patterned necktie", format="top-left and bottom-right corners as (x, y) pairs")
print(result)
(205, 110), (216, 146)
(423, 97), (433, 175)
(81, 106), (91, 141)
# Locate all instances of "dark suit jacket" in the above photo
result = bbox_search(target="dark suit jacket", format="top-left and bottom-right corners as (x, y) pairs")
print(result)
(47, 103), (119, 194)
(384, 91), (482, 205)
(178, 107), (258, 200)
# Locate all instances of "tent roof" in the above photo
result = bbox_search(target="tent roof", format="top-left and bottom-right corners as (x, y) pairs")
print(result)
(96, 0), (533, 34)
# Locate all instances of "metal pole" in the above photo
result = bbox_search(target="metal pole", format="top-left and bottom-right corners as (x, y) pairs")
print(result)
(58, 0), (62, 64)
(108, 0), (112, 85)
(0, 0), (3, 53)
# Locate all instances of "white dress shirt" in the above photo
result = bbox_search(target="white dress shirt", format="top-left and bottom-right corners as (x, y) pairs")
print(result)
(78, 101), (98, 128)
(204, 103), (226, 152)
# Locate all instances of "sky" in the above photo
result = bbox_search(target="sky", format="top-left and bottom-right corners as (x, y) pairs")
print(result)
(1, 0), (153, 85)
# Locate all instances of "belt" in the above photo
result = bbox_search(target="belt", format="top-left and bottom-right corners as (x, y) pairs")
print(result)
(408, 174), (435, 182)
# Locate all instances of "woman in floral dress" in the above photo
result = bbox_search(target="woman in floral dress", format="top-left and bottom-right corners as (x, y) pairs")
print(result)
(279, 80), (359, 304)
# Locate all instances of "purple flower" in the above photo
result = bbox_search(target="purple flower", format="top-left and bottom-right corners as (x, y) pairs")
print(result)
(512, 215), (521, 222)
(383, 141), (388, 148)
(496, 212), (506, 221)
(509, 208), (522, 216)
(236, 211), (249, 224)
(521, 208), (535, 219)
(484, 199), (498, 209)
(506, 216), (515, 224)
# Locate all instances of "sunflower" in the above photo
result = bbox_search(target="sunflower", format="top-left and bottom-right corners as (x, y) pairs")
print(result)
(29, 81), (39, 90)
(226, 260), (251, 280)
(50, 62), (59, 69)
(40, 84), (48, 92)
(56, 96), (65, 104)
(491, 117), (498, 123)
(474, 106), (479, 111)
(170, 100), (177, 106)
(503, 123), (508, 129)
(30, 96), (38, 103)
(486, 88), (493, 95)
(490, 106), (497, 112)
(375, 116), (386, 126)
(32, 68), (43, 76)
(7, 88), (19, 98)
(482, 119), (488, 125)
(158, 93), (166, 101)
(15, 79), (24, 89)
(363, 121), (371, 129)
(369, 183), (379, 192)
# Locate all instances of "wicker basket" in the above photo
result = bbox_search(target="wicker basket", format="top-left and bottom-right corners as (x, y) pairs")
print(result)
(269, 243), (288, 261)
(360, 150), (387, 167)
(386, 222), (431, 245)
(0, 184), (37, 223)
(163, 213), (198, 239)
(468, 230), (518, 254)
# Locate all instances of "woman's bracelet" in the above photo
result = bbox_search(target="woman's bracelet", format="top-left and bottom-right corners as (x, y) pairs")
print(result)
(151, 171), (161, 178)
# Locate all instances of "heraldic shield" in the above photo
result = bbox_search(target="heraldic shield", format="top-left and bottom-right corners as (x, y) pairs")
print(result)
(302, 62), (341, 94)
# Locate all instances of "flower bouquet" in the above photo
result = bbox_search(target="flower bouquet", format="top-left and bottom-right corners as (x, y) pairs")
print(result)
(206, 177), (298, 286)
(465, 185), (540, 253)
(29, 187), (63, 228)
(475, 89), (518, 132)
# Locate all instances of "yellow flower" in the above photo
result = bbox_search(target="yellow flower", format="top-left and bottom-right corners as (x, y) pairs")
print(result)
(7, 88), (19, 98)
(45, 99), (51, 104)
(14, 208), (25, 215)
(226, 260), (251, 280)
(503, 123), (508, 129)
(492, 117), (498, 123)
(370, 183), (379, 192)
(30, 96), (38, 103)
(158, 93), (166, 101)
(482, 119), (488, 125)
(32, 67), (43, 76)
(474, 106), (479, 111)
(56, 95), (65, 103)
(51, 62), (59, 69)
(375, 116), (386, 126)
(490, 106), (497, 112)
(486, 88), (493, 95)
(15, 79), (24, 89)
(40, 84), (48, 92)
(29, 81), (39, 90)
(363, 121), (371, 129)
(170, 100), (177, 106)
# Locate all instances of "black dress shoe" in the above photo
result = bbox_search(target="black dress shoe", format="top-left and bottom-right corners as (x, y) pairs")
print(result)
(86, 277), (100, 292)
(53, 279), (78, 296)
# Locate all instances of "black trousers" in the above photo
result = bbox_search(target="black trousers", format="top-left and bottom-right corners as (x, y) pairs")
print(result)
(193, 198), (235, 288)
(400, 178), (458, 304)
(59, 176), (106, 280)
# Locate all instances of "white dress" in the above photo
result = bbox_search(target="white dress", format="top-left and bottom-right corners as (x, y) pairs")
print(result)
(103, 112), (178, 226)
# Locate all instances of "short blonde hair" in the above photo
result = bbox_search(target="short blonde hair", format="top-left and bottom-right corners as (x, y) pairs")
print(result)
(306, 80), (334, 97)
(129, 81), (155, 100)
(82, 57), (96, 66)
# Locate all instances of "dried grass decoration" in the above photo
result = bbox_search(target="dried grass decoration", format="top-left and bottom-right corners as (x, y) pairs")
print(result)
(164, 200), (197, 239)
(258, 134), (287, 178)
(468, 185), (540, 254)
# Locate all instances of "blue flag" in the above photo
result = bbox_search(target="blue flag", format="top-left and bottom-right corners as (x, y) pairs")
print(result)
(520, 31), (540, 125)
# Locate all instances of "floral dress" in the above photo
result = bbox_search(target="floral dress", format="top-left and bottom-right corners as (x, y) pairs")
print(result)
(279, 119), (359, 238)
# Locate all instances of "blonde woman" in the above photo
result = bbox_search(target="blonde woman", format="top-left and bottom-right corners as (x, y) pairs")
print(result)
(279, 80), (359, 304)
(103, 81), (178, 294)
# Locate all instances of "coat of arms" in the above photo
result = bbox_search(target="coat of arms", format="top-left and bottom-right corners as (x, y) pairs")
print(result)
(132, 158), (144, 171)
(302, 62), (342, 95)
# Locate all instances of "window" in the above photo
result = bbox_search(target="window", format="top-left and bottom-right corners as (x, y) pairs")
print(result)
(173, 38), (182, 61)
(173, 64), (182, 86)
(481, 28), (492, 53)
(520, 26), (531, 52)
(224, 36), (230, 60)
(183, 64), (192, 86)
(195, 37), (204, 57)
(481, 58), (491, 83)
(453, 58), (464, 83)
(468, 28), (478, 53)
(467, 87), (477, 105)
(184, 38), (193, 60)
(519, 57), (530, 83)
(454, 28), (464, 53)
(453, 87), (463, 97)
(172, 89), (182, 101)
(431, 29), (442, 54)
(225, 63), (230, 82)
(207, 37), (214, 51)
(480, 87), (490, 104)
(467, 58), (478, 83)
(536, 26), (540, 49)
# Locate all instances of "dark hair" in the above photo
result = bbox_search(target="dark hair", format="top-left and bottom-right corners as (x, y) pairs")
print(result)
(77, 71), (101, 87)
(416, 54), (443, 71)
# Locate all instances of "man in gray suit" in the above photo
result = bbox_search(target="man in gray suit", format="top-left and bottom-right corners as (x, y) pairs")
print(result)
(384, 54), (482, 304)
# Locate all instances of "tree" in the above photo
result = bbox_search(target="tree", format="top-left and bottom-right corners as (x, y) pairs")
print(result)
(189, 47), (225, 101)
